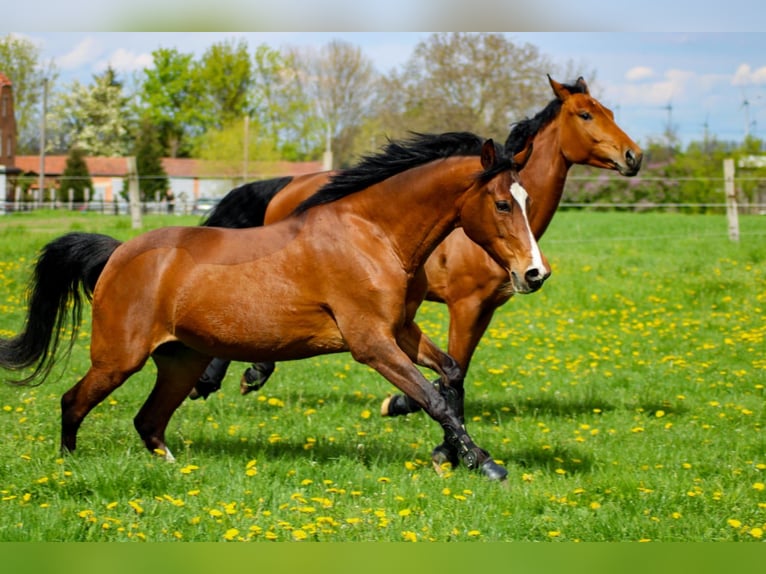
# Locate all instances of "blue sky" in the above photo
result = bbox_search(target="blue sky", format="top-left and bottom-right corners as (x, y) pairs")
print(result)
(12, 31), (766, 148)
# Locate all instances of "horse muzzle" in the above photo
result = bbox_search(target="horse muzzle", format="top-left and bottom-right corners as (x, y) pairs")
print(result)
(511, 266), (551, 294)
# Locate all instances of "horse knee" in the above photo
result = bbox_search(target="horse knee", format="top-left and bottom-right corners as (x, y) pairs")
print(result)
(441, 355), (463, 383)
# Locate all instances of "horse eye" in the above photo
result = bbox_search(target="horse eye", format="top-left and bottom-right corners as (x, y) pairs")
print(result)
(579, 111), (593, 120)
(495, 200), (511, 213)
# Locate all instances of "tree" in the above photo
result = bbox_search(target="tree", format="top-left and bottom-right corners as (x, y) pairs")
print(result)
(382, 33), (558, 143)
(291, 40), (377, 167)
(0, 34), (57, 153)
(138, 47), (201, 158)
(49, 66), (133, 156)
(251, 44), (322, 161)
(195, 38), (253, 133)
(133, 116), (170, 202)
(60, 146), (93, 203)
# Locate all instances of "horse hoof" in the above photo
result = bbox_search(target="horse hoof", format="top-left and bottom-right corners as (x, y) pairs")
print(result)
(479, 458), (508, 481)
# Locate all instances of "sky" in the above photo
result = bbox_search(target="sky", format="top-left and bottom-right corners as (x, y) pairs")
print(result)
(20, 31), (766, 148)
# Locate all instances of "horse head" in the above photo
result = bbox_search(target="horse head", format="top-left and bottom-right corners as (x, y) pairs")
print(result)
(549, 74), (643, 176)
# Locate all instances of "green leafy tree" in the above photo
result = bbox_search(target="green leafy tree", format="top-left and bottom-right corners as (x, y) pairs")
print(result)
(195, 38), (253, 133)
(60, 146), (93, 203)
(138, 48), (201, 158)
(0, 34), (57, 153)
(133, 116), (170, 202)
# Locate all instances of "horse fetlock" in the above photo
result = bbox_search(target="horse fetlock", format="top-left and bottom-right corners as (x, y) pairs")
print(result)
(431, 442), (460, 472)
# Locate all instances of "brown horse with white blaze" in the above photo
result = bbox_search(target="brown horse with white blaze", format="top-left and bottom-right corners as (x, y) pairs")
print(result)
(192, 75), (642, 468)
(0, 132), (549, 481)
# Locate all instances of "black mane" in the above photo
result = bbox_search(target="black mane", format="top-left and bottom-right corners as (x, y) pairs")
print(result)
(294, 131), (509, 215)
(504, 79), (588, 155)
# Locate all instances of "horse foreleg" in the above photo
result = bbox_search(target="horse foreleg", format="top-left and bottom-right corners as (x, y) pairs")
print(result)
(136, 349), (211, 460)
(353, 338), (507, 481)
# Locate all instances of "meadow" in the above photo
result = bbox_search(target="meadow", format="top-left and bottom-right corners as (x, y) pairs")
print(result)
(0, 209), (764, 542)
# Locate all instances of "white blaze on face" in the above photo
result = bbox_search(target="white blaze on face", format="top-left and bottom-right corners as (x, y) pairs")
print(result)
(509, 182), (545, 271)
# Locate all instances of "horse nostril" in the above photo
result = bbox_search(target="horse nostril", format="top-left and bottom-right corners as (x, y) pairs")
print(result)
(525, 268), (548, 289)
(625, 149), (642, 169)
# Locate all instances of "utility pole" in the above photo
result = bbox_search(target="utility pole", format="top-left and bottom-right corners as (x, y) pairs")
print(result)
(38, 77), (47, 205)
(243, 115), (249, 182)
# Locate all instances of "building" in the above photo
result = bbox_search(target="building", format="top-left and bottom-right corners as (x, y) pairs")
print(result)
(0, 72), (21, 207)
(0, 72), (16, 169)
(13, 155), (323, 209)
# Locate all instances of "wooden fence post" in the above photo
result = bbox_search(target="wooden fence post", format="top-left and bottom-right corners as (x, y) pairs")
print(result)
(723, 158), (739, 242)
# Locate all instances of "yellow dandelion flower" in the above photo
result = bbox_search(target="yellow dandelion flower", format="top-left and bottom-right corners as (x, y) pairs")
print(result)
(209, 509), (224, 518)
(223, 528), (240, 541)
(590, 502), (601, 510)
(441, 488), (451, 496)
(292, 529), (308, 541)
(749, 527), (763, 539)
(265, 531), (278, 541)
(522, 473), (534, 482)
(727, 519), (742, 528)
(128, 501), (144, 514)
(398, 508), (411, 517)
(753, 482), (765, 491)
(402, 530), (418, 542)
(361, 409), (371, 419)
(345, 517), (362, 525)
(467, 530), (481, 537)
(378, 477), (390, 483)
(548, 531), (561, 538)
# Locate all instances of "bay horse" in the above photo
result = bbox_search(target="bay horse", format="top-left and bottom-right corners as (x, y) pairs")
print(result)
(0, 132), (549, 481)
(191, 76), (642, 468)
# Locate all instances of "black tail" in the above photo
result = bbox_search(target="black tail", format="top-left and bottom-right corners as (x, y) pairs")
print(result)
(202, 176), (294, 229)
(0, 232), (122, 385)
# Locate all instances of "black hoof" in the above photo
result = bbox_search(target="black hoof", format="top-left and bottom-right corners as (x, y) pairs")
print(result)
(380, 394), (423, 417)
(479, 458), (508, 481)
(240, 362), (274, 395)
(189, 378), (220, 400)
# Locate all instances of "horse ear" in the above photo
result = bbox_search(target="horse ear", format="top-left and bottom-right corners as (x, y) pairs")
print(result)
(481, 139), (497, 169)
(512, 140), (534, 170)
(575, 76), (590, 94)
(548, 74), (570, 101)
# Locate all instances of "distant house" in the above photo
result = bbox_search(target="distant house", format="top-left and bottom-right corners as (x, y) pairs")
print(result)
(13, 156), (324, 206)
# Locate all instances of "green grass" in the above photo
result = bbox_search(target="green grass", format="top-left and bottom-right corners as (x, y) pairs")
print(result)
(0, 209), (764, 542)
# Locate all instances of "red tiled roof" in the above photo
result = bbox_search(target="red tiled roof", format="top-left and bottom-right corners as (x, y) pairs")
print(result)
(15, 156), (130, 176)
(15, 155), (323, 179)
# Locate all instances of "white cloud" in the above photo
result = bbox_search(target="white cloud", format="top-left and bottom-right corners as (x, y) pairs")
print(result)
(94, 49), (154, 76)
(625, 66), (654, 81)
(732, 63), (766, 86)
(56, 37), (103, 70)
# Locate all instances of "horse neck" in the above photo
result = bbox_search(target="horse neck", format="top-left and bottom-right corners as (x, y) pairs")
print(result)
(523, 120), (572, 239)
(359, 159), (476, 272)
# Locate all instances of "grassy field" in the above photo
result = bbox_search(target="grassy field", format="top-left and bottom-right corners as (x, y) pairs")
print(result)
(0, 209), (764, 542)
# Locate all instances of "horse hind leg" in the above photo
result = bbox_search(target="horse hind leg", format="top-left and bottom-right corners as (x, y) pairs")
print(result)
(240, 361), (275, 395)
(135, 344), (212, 460)
(61, 365), (135, 454)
